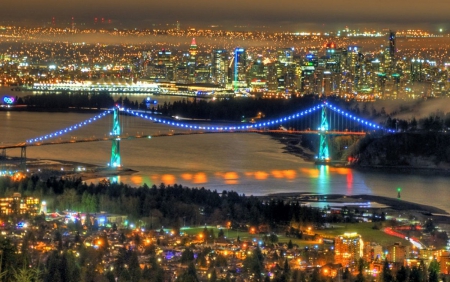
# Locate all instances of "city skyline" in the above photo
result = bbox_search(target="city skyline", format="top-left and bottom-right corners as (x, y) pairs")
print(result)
(1, 0), (449, 31)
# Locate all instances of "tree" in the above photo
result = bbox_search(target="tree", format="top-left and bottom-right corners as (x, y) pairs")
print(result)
(424, 219), (435, 233)
(287, 240), (293, 249)
(13, 266), (42, 282)
(382, 259), (393, 282)
(428, 259), (439, 282)
(395, 265), (410, 282)
(409, 266), (422, 282)
(270, 233), (279, 244)
(209, 269), (217, 282)
(177, 262), (198, 282)
(310, 268), (321, 282)
(243, 246), (265, 281)
(181, 247), (194, 263)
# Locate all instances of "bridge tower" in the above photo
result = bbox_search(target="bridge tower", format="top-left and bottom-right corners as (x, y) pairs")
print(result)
(110, 106), (121, 167)
(317, 105), (330, 163)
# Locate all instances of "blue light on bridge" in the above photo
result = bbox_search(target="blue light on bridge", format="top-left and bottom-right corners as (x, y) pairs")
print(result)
(26, 109), (112, 144)
(25, 103), (391, 145)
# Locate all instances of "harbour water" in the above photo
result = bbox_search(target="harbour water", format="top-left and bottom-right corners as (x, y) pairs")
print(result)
(1, 109), (450, 213)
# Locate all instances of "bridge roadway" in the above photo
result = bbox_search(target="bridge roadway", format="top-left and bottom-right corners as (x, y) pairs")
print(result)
(0, 130), (366, 150)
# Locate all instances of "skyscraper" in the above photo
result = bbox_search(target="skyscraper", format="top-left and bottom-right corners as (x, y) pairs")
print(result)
(388, 30), (396, 61)
(276, 48), (296, 91)
(157, 49), (174, 81)
(211, 49), (229, 86)
(233, 48), (247, 91)
(188, 38), (198, 83)
(334, 233), (363, 267)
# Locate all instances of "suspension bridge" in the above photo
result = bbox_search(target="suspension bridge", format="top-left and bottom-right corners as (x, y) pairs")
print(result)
(0, 102), (391, 170)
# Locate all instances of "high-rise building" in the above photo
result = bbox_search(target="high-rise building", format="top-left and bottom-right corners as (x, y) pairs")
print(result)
(386, 242), (409, 263)
(188, 38), (198, 83)
(325, 43), (342, 74)
(335, 233), (364, 267)
(276, 48), (296, 91)
(388, 30), (396, 62)
(156, 49), (174, 81)
(211, 49), (228, 86)
(277, 48), (294, 65)
(233, 48), (247, 90)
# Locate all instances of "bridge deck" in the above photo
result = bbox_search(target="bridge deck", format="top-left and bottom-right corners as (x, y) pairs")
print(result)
(0, 130), (366, 149)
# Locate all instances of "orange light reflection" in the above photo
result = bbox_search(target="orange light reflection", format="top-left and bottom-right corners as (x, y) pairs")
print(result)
(300, 168), (320, 178)
(130, 175), (142, 185)
(161, 174), (176, 185)
(181, 173), (193, 181)
(193, 172), (207, 184)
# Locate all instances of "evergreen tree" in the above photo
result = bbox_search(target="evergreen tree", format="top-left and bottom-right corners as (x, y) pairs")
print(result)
(428, 259), (439, 282)
(177, 262), (199, 282)
(382, 259), (393, 282)
(395, 265), (410, 282)
(410, 266), (422, 282)
(287, 240), (293, 249)
(210, 269), (217, 282)
(243, 246), (265, 281)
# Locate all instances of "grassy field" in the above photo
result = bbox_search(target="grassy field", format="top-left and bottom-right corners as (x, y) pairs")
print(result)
(313, 222), (409, 246)
(180, 222), (408, 247)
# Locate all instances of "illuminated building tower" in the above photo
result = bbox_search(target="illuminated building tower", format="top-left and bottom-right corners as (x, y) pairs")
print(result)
(386, 243), (409, 263)
(306, 51), (318, 67)
(364, 242), (383, 261)
(249, 56), (268, 91)
(157, 49), (174, 81)
(194, 64), (210, 83)
(232, 48), (247, 91)
(346, 46), (364, 91)
(411, 59), (425, 82)
(388, 30), (396, 64)
(325, 43), (342, 73)
(334, 233), (364, 267)
(277, 48), (294, 65)
(300, 63), (315, 94)
(211, 49), (229, 86)
(440, 253), (450, 275)
(276, 48), (296, 91)
(175, 52), (190, 83)
(323, 43), (343, 95)
(188, 38), (198, 83)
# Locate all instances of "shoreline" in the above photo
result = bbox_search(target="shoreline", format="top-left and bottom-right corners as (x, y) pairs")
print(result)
(263, 192), (448, 215)
(267, 132), (450, 176)
(5, 158), (449, 220)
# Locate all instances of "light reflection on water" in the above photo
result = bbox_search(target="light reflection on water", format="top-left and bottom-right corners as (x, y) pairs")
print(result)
(108, 166), (355, 198)
(2, 109), (450, 213)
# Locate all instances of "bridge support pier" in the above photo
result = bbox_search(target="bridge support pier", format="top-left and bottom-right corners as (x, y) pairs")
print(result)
(316, 106), (330, 164)
(20, 146), (26, 171)
(110, 106), (121, 168)
(1, 149), (5, 171)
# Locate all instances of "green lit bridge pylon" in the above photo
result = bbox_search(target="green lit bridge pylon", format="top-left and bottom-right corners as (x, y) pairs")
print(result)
(110, 106), (121, 167)
(316, 105), (330, 164)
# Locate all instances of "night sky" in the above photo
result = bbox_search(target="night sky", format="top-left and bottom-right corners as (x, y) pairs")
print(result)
(1, 0), (449, 30)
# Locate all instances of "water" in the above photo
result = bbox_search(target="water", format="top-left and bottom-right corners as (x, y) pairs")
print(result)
(1, 107), (450, 214)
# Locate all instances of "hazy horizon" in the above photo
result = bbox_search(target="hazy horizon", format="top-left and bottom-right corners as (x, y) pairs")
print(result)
(0, 0), (449, 32)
